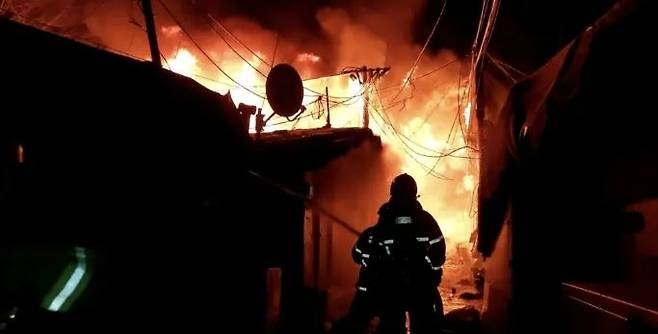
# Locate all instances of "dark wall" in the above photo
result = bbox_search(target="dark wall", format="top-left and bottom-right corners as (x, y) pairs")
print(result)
(0, 18), (266, 333)
(504, 2), (658, 332)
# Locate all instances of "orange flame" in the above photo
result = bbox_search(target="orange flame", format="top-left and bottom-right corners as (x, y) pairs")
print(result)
(296, 52), (321, 63)
(164, 46), (477, 251)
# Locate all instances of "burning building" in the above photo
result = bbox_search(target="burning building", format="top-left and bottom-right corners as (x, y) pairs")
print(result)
(0, 0), (480, 249)
(1, 0), (483, 331)
(0, 1), (481, 331)
(4, 0), (656, 333)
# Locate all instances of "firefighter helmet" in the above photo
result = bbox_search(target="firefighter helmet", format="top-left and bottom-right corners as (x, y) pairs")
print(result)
(390, 173), (417, 200)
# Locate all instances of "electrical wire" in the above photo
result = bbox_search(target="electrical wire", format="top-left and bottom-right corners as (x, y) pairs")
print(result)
(377, 58), (460, 94)
(370, 70), (479, 179)
(157, 0), (266, 99)
(427, 105), (461, 174)
(426, 59), (481, 184)
(302, 71), (351, 82)
(207, 16), (268, 78)
(373, 83), (459, 157)
(370, 106), (451, 180)
(208, 12), (369, 101)
(254, 98), (322, 129)
(409, 92), (452, 137)
(208, 14), (272, 67)
(390, 0), (448, 103)
(368, 94), (458, 179)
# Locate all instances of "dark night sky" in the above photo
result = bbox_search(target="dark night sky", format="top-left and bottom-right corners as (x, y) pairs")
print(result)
(198, 0), (617, 72)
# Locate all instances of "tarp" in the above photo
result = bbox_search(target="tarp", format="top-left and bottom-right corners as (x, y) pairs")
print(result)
(476, 0), (658, 256)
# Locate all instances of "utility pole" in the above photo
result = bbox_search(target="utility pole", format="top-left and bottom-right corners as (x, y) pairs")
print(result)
(340, 66), (390, 129)
(141, 0), (162, 67)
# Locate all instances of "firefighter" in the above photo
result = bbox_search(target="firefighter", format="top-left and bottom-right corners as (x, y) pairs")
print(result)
(332, 173), (445, 334)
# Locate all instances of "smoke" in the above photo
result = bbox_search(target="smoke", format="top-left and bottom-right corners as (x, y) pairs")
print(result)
(307, 1), (476, 246)
(304, 0), (480, 315)
(316, 8), (387, 69)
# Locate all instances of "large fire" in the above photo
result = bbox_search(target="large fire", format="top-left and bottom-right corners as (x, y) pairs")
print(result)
(4, 0), (481, 305)
(162, 41), (477, 250)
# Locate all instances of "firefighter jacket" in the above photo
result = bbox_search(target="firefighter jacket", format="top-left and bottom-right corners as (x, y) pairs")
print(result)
(352, 199), (445, 294)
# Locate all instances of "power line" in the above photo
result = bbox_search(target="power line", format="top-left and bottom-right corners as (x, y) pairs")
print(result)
(302, 71), (351, 82)
(427, 105), (461, 174)
(305, 66), (388, 101)
(213, 12), (364, 100)
(408, 89), (453, 138)
(157, 0), (266, 99)
(209, 11), (368, 101)
(249, 98), (323, 130)
(487, 54), (525, 79)
(358, 9), (473, 170)
(390, 0), (448, 102)
(456, 60), (469, 144)
(369, 72), (478, 176)
(305, 86), (366, 100)
(427, 60), (480, 177)
(206, 15), (268, 78)
(304, 83), (365, 100)
(370, 106), (451, 180)
(372, 83), (452, 157)
(366, 101), (446, 178)
(367, 94), (458, 179)
(406, 57), (459, 81)
(377, 58), (460, 94)
(207, 14), (272, 67)
(188, 73), (242, 89)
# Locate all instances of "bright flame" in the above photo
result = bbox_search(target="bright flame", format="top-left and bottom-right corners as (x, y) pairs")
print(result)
(394, 116), (475, 248)
(296, 52), (321, 63)
(14, 0), (484, 312)
(230, 55), (262, 108)
(162, 46), (478, 253)
(168, 49), (200, 78)
(464, 101), (472, 130)
(462, 174), (475, 193)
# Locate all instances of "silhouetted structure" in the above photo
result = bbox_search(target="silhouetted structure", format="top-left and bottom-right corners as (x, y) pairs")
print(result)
(0, 17), (378, 333)
(477, 1), (658, 332)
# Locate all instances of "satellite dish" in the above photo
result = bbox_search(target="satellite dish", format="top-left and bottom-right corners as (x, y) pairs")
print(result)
(266, 64), (304, 117)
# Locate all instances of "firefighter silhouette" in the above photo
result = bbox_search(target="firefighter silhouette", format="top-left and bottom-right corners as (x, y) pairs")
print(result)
(332, 173), (445, 334)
